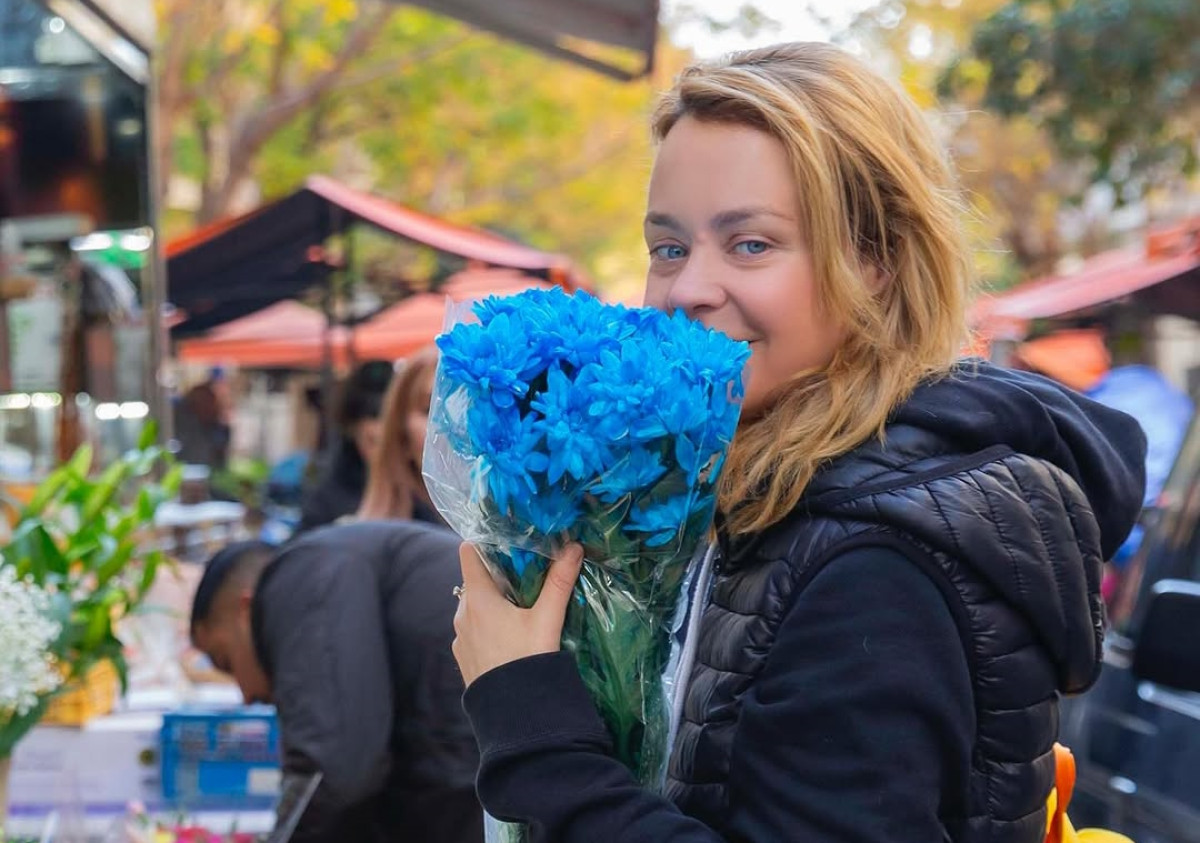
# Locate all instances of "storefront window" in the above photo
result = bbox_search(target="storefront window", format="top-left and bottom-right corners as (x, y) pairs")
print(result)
(1, 0), (153, 479)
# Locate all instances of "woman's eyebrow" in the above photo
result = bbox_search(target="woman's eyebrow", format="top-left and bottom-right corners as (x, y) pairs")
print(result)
(710, 207), (795, 231)
(644, 212), (686, 233)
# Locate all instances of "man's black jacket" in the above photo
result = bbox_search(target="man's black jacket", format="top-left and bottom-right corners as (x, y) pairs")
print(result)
(253, 520), (482, 843)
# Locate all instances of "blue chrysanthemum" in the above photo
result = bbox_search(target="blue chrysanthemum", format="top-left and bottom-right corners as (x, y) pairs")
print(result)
(623, 493), (714, 548)
(436, 312), (547, 409)
(529, 364), (612, 484)
(432, 289), (748, 551)
(587, 446), (669, 503)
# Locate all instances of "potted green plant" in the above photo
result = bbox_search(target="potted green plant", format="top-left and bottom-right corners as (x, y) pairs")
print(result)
(0, 423), (179, 833)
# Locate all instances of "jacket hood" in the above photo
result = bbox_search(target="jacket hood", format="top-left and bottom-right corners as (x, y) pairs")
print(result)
(804, 361), (1148, 693)
(891, 361), (1148, 560)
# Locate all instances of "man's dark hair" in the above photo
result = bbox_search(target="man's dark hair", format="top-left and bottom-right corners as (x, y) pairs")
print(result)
(190, 540), (276, 635)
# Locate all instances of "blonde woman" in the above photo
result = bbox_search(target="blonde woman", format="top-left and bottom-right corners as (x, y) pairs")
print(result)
(449, 43), (1147, 843)
(359, 346), (444, 524)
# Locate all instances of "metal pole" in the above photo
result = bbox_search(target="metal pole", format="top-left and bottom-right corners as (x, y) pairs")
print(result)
(345, 223), (358, 367)
(319, 271), (337, 458)
(142, 37), (170, 445)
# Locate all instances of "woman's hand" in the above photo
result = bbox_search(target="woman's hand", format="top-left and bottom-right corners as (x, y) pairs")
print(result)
(452, 542), (584, 687)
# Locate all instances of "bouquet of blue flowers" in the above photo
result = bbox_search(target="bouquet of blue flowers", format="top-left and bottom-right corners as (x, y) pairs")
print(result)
(424, 288), (748, 843)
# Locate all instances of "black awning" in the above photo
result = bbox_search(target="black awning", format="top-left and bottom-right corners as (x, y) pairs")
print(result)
(166, 177), (582, 337)
(398, 0), (659, 80)
(166, 189), (333, 336)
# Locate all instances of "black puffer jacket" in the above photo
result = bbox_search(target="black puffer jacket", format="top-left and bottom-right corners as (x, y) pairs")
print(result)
(668, 362), (1147, 842)
(461, 362), (1146, 843)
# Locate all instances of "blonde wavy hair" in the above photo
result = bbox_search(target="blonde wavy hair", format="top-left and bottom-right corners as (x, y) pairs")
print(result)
(652, 42), (975, 536)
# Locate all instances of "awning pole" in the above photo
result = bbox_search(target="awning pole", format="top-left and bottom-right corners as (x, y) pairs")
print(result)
(345, 224), (358, 367)
(319, 273), (337, 458)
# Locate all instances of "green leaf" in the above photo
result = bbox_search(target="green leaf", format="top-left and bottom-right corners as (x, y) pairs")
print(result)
(110, 510), (141, 542)
(67, 443), (94, 478)
(109, 647), (130, 694)
(136, 487), (158, 522)
(129, 445), (165, 476)
(21, 464), (72, 518)
(137, 420), (159, 451)
(0, 696), (52, 757)
(80, 461), (130, 524)
(82, 604), (111, 651)
(7, 520), (68, 582)
(63, 533), (102, 563)
(138, 550), (164, 600)
(95, 539), (136, 587)
(161, 463), (184, 498)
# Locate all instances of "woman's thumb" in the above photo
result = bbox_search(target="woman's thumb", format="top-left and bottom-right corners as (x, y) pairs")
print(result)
(534, 543), (584, 621)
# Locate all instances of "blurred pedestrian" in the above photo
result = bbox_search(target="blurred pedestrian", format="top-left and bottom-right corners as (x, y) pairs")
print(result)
(191, 521), (483, 843)
(173, 370), (232, 471)
(297, 359), (392, 533)
(358, 346), (444, 523)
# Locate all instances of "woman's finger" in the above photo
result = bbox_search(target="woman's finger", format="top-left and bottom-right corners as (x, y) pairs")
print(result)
(533, 543), (584, 624)
(458, 542), (510, 609)
(459, 542), (497, 595)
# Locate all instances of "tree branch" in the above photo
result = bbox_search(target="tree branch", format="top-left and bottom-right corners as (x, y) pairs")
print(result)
(297, 33), (481, 142)
(266, 0), (290, 98)
(202, 3), (394, 220)
(240, 3), (394, 150)
(332, 31), (478, 93)
(456, 134), (634, 214)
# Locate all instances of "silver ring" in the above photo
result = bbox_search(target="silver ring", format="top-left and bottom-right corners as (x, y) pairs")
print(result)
(452, 584), (465, 599)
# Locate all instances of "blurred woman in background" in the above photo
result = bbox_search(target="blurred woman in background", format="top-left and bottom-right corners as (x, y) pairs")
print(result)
(359, 346), (444, 524)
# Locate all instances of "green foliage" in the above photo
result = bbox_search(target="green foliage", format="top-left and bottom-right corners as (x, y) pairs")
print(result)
(1, 424), (178, 728)
(158, 0), (694, 291)
(210, 457), (271, 510)
(944, 0), (1200, 194)
(847, 0), (1089, 283)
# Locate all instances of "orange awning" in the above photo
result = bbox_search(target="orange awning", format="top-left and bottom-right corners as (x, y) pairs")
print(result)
(175, 269), (560, 368)
(974, 223), (1200, 340)
(175, 301), (353, 368)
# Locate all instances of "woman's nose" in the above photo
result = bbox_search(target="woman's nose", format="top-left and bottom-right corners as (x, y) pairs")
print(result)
(665, 252), (725, 316)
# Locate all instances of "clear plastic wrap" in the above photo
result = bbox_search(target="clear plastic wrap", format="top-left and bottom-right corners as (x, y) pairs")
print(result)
(423, 288), (748, 843)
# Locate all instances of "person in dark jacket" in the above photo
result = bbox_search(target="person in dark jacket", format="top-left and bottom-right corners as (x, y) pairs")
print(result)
(297, 360), (393, 533)
(190, 521), (483, 843)
(448, 42), (1148, 843)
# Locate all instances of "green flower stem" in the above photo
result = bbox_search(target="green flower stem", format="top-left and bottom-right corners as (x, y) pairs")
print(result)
(478, 536), (696, 843)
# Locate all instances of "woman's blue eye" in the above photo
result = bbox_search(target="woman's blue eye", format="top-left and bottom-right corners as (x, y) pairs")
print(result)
(734, 240), (770, 256)
(651, 244), (687, 260)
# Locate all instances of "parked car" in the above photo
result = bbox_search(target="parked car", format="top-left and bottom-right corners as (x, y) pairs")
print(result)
(1059, 407), (1200, 842)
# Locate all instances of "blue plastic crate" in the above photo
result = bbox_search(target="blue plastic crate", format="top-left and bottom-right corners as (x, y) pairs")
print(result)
(160, 707), (281, 808)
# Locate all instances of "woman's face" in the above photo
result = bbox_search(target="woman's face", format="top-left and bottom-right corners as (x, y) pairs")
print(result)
(643, 117), (845, 417)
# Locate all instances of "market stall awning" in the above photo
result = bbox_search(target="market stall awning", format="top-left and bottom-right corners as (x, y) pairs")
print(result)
(351, 270), (559, 359)
(174, 301), (352, 368)
(974, 226), (1200, 339)
(401, 0), (659, 80)
(174, 268), (558, 369)
(167, 175), (582, 337)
